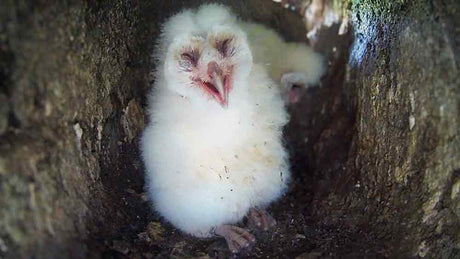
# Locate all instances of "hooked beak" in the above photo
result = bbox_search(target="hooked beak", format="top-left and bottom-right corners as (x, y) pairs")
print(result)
(202, 61), (229, 108)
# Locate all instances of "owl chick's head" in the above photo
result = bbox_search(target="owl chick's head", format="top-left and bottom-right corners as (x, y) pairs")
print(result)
(162, 5), (252, 108)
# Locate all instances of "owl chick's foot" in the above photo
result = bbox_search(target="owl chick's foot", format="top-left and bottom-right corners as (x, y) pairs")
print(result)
(247, 208), (276, 230)
(281, 72), (314, 104)
(215, 225), (255, 253)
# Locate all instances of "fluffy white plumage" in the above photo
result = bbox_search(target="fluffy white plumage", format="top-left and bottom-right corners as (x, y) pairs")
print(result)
(240, 22), (325, 98)
(141, 4), (323, 249)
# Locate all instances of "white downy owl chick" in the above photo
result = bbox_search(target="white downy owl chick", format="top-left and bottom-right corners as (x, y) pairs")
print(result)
(141, 4), (322, 253)
(239, 21), (325, 103)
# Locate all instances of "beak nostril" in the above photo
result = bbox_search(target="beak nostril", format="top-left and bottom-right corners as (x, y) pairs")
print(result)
(207, 61), (222, 77)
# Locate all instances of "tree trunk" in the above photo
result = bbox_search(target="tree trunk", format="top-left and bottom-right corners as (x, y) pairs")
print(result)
(0, 0), (458, 258)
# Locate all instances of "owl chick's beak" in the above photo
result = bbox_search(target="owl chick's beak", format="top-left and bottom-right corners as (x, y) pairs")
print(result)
(205, 61), (229, 108)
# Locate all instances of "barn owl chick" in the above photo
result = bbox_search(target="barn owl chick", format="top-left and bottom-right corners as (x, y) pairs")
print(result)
(141, 4), (322, 253)
(240, 22), (325, 103)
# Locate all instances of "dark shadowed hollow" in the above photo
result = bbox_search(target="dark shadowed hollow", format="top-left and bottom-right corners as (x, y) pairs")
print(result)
(0, 0), (458, 258)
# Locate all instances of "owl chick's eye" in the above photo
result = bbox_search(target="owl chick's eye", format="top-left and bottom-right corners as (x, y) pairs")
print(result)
(179, 50), (199, 71)
(216, 38), (234, 57)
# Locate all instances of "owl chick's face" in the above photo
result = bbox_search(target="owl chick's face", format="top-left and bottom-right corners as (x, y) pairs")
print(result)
(164, 25), (252, 108)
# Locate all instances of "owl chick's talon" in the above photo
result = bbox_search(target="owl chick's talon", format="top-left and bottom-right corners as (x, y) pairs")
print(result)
(248, 208), (276, 231)
(215, 225), (255, 253)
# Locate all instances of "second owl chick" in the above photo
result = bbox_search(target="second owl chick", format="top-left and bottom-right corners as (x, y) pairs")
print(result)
(241, 22), (325, 103)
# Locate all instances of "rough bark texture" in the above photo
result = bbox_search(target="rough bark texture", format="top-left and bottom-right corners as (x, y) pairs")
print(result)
(340, 0), (459, 257)
(1, 1), (153, 258)
(0, 0), (458, 259)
